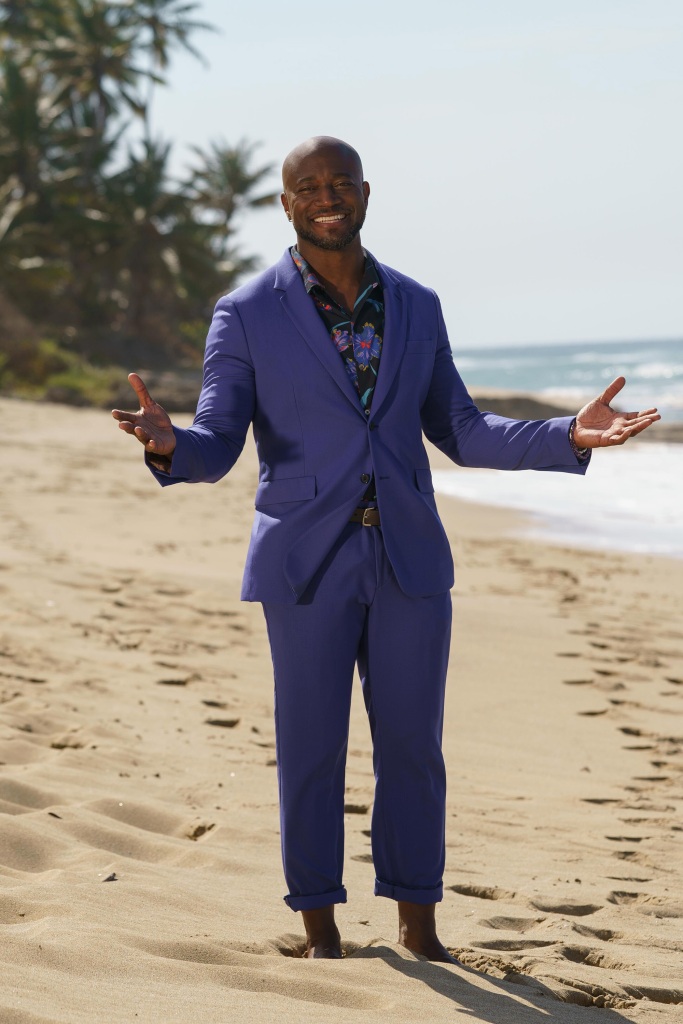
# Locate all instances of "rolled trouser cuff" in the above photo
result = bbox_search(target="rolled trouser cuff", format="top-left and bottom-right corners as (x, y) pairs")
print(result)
(284, 886), (348, 912)
(374, 878), (443, 904)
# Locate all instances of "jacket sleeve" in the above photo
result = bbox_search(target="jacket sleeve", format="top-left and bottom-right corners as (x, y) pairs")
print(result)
(420, 291), (589, 475)
(148, 297), (255, 487)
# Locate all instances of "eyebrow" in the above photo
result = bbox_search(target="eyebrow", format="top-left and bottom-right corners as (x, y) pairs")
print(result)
(294, 171), (356, 185)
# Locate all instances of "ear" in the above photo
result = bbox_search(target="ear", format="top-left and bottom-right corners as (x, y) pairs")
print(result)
(362, 181), (370, 206)
(280, 192), (291, 221)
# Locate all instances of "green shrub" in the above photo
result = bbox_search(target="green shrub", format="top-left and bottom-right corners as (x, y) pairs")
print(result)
(1, 338), (70, 386)
(0, 336), (121, 406)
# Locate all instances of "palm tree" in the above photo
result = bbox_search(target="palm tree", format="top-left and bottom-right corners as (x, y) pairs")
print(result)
(0, 47), (86, 314)
(118, 0), (214, 138)
(0, 1), (278, 374)
(101, 137), (221, 347)
(35, 0), (147, 148)
(187, 137), (278, 233)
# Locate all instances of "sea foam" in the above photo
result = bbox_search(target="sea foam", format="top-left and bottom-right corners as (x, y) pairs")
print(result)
(432, 442), (683, 559)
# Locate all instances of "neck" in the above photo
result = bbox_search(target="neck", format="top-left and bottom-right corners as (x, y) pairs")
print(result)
(296, 237), (365, 312)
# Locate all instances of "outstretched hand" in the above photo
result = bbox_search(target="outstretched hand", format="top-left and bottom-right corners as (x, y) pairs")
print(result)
(573, 377), (660, 448)
(111, 373), (176, 456)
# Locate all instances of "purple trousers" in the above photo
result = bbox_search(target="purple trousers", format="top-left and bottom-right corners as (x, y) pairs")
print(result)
(262, 521), (452, 911)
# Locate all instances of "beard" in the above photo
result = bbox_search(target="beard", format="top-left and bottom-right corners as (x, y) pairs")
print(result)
(296, 210), (366, 251)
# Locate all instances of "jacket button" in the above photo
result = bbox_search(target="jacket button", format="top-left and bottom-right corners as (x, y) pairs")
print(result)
(369, 423), (379, 431)
(360, 473), (370, 484)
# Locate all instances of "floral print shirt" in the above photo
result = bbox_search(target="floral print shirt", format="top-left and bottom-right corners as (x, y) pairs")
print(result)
(290, 247), (384, 417)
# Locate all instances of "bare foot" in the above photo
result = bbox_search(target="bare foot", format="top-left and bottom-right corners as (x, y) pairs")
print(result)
(301, 906), (342, 959)
(397, 901), (460, 965)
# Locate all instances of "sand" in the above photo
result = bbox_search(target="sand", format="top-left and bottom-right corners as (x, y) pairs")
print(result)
(0, 395), (681, 1024)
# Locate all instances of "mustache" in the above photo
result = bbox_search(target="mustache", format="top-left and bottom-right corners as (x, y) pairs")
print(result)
(309, 209), (352, 217)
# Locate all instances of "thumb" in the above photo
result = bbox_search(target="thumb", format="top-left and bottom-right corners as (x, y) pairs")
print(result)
(598, 376), (626, 406)
(128, 372), (154, 408)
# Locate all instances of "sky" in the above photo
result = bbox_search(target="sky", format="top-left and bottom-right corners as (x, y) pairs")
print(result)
(149, 0), (683, 349)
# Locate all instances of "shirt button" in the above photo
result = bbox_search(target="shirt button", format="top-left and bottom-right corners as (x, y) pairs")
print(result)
(360, 473), (370, 484)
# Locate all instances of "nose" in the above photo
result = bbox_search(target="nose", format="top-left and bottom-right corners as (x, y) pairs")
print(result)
(314, 184), (342, 207)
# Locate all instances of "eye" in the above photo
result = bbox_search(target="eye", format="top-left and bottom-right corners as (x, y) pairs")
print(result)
(297, 185), (316, 194)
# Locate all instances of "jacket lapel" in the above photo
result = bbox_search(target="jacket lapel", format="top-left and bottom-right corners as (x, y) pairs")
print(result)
(274, 251), (365, 417)
(369, 259), (408, 418)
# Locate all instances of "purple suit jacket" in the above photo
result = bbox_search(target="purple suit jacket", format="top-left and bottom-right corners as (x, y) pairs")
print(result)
(150, 250), (587, 602)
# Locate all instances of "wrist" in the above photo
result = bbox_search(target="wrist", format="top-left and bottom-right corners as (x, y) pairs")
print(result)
(569, 418), (590, 460)
(145, 449), (173, 474)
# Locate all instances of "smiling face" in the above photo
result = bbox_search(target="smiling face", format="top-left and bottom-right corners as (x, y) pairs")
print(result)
(281, 138), (369, 252)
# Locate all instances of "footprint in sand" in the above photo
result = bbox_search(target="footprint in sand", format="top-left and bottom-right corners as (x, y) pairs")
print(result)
(449, 884), (516, 901)
(344, 803), (369, 815)
(0, 669), (46, 684)
(122, 935), (392, 1008)
(607, 891), (683, 917)
(557, 945), (635, 972)
(605, 835), (649, 843)
(612, 851), (657, 870)
(451, 950), (636, 1009)
(529, 898), (602, 916)
(156, 674), (200, 686)
(572, 924), (623, 942)
(606, 890), (654, 905)
(480, 915), (546, 932)
(473, 939), (556, 951)
(186, 822), (216, 841)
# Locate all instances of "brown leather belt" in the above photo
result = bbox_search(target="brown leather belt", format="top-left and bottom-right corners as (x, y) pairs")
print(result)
(349, 506), (381, 527)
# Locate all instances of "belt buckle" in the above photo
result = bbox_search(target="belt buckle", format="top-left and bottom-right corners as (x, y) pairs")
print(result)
(362, 508), (373, 527)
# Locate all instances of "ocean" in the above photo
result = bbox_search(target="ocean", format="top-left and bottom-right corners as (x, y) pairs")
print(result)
(434, 337), (683, 558)
(454, 336), (683, 423)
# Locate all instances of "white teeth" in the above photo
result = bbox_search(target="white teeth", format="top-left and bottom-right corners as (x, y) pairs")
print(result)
(314, 214), (346, 223)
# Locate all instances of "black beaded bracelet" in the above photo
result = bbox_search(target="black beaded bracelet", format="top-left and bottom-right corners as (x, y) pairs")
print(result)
(568, 418), (590, 460)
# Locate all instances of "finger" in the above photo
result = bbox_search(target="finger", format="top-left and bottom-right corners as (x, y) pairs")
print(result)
(133, 425), (152, 446)
(117, 420), (136, 435)
(112, 409), (138, 423)
(626, 415), (661, 434)
(623, 407), (659, 421)
(128, 372), (153, 409)
(626, 422), (652, 439)
(607, 415), (660, 444)
(625, 413), (661, 430)
(598, 376), (626, 405)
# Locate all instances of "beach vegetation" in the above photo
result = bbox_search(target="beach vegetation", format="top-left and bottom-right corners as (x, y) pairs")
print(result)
(0, 0), (278, 407)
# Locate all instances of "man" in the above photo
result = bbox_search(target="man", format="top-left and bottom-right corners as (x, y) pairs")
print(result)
(112, 136), (660, 961)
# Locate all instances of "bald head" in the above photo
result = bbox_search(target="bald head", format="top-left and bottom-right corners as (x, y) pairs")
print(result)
(282, 136), (363, 191)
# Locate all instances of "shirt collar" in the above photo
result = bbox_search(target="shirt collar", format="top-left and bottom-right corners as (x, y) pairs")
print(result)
(290, 246), (381, 303)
